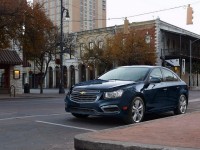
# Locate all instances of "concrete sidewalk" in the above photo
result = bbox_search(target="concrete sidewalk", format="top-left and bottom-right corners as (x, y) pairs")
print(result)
(0, 88), (68, 100)
(75, 112), (200, 150)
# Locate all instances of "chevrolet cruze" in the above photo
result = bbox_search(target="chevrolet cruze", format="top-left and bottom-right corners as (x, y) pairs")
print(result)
(65, 65), (188, 124)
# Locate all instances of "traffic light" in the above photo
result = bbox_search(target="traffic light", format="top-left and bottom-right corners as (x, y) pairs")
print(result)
(186, 4), (193, 25)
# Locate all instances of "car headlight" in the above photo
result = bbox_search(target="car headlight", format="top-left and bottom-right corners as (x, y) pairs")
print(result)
(104, 89), (123, 99)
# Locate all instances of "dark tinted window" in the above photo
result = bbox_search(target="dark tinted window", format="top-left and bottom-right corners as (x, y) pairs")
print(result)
(162, 68), (179, 82)
(149, 68), (163, 81)
(99, 67), (150, 81)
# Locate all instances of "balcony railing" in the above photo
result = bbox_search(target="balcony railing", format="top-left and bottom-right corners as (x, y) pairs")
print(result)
(162, 48), (200, 59)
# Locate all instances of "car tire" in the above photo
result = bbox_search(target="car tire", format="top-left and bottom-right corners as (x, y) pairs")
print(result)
(123, 97), (145, 124)
(174, 94), (187, 115)
(71, 113), (89, 118)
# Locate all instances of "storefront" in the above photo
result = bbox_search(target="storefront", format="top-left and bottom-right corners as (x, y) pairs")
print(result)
(0, 50), (22, 94)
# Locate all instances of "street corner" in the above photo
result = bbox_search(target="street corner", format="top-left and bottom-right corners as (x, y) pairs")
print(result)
(74, 112), (200, 150)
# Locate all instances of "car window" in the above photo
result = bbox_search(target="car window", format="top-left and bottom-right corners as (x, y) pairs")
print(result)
(149, 68), (163, 81)
(98, 67), (150, 81)
(173, 74), (179, 81)
(162, 68), (179, 82)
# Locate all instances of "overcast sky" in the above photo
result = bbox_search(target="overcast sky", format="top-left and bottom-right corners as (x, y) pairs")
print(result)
(107, 0), (200, 34)
(28, 0), (200, 34)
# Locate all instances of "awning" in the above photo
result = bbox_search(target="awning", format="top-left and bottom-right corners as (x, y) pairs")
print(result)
(0, 50), (22, 65)
(165, 59), (180, 67)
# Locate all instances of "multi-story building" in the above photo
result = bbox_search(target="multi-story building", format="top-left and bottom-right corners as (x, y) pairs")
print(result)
(23, 18), (200, 90)
(33, 0), (106, 33)
(2, 18), (200, 95)
(41, 18), (200, 89)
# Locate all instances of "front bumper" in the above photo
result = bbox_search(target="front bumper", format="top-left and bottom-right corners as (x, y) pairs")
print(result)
(65, 95), (129, 116)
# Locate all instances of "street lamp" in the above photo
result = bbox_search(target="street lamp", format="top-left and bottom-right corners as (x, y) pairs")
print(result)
(189, 38), (200, 87)
(59, 0), (70, 94)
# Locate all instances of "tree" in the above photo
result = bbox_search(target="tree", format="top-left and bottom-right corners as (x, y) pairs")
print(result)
(0, 0), (28, 50)
(81, 41), (113, 74)
(107, 29), (156, 66)
(81, 28), (156, 75)
(21, 3), (58, 94)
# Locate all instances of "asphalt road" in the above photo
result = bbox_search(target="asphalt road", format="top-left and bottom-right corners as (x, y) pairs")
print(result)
(0, 90), (199, 150)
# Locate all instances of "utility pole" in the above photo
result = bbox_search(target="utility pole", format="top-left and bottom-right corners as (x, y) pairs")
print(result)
(59, 0), (69, 94)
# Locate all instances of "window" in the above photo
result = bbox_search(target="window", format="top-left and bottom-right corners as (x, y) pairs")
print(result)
(89, 42), (94, 50)
(80, 43), (85, 57)
(162, 68), (178, 82)
(99, 67), (150, 82)
(98, 41), (103, 49)
(122, 38), (126, 45)
(149, 68), (163, 81)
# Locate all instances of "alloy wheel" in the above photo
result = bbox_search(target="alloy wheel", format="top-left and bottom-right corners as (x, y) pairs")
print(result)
(132, 98), (144, 123)
(179, 95), (187, 114)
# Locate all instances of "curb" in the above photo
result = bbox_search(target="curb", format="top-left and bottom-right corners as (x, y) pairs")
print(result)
(74, 130), (196, 150)
(75, 134), (194, 150)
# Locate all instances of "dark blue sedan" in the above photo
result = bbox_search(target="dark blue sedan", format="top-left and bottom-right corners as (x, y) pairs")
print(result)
(65, 65), (188, 124)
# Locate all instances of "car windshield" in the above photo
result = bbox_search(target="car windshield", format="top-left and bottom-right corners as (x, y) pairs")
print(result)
(98, 67), (150, 81)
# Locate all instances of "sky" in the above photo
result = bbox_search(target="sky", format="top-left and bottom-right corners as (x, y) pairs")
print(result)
(28, 0), (200, 35)
(107, 0), (200, 34)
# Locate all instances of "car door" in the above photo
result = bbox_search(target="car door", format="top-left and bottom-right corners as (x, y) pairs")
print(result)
(143, 68), (169, 112)
(161, 68), (180, 107)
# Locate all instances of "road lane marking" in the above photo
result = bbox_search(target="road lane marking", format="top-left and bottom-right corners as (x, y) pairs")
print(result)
(0, 113), (69, 121)
(189, 98), (200, 103)
(35, 120), (97, 132)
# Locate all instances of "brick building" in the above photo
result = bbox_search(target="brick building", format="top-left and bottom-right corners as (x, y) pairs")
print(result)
(30, 18), (200, 89)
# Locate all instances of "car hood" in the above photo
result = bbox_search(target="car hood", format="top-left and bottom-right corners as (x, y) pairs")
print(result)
(73, 79), (136, 90)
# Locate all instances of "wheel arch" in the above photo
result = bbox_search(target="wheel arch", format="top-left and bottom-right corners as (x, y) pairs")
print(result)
(132, 93), (146, 111)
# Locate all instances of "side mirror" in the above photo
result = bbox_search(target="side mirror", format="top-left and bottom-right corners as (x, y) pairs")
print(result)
(141, 77), (161, 92)
(149, 77), (161, 83)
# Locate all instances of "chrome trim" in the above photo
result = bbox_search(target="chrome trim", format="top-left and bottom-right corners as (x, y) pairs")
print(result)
(101, 105), (120, 114)
(70, 89), (102, 103)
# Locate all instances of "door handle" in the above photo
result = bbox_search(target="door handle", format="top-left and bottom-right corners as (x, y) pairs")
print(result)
(163, 88), (167, 91)
(176, 86), (180, 89)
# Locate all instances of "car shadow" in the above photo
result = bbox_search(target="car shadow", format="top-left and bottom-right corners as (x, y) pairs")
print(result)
(67, 111), (174, 127)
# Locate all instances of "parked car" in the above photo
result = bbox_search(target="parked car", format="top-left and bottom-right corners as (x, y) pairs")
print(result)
(65, 65), (188, 124)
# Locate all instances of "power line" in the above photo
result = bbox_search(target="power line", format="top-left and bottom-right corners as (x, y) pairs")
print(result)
(67, 1), (200, 23)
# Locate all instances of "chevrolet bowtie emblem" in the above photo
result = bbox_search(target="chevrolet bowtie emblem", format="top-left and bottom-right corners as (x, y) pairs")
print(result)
(80, 91), (86, 95)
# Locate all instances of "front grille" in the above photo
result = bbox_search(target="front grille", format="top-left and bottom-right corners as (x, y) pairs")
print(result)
(70, 89), (100, 103)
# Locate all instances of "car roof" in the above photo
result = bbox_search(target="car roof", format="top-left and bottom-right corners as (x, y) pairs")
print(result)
(120, 65), (158, 68)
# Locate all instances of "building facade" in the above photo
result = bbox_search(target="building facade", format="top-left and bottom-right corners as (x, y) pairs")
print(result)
(33, 0), (106, 33)
(36, 18), (200, 89)
(2, 18), (200, 95)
